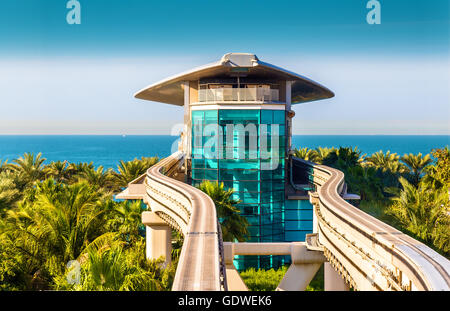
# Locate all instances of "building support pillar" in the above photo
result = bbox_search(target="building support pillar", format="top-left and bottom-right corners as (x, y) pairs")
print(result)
(324, 262), (350, 291)
(223, 243), (249, 291)
(276, 243), (325, 291)
(142, 211), (172, 267)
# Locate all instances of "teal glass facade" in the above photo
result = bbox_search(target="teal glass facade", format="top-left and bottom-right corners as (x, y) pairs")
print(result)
(191, 109), (286, 270)
(284, 200), (313, 242)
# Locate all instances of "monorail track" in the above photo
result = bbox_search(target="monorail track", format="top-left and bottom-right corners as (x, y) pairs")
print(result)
(298, 157), (450, 291)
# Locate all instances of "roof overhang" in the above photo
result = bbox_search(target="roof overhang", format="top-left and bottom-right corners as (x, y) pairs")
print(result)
(134, 53), (334, 106)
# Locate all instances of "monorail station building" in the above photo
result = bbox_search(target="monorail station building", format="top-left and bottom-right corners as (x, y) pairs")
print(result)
(132, 53), (334, 270)
(118, 53), (450, 291)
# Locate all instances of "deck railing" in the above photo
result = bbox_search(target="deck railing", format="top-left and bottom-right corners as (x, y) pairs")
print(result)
(198, 87), (279, 102)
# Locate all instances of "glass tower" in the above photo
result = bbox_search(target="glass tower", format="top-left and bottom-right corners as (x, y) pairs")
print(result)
(191, 109), (286, 270)
(133, 53), (335, 272)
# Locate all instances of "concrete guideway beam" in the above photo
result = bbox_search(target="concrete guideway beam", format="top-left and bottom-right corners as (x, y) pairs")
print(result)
(294, 156), (450, 291)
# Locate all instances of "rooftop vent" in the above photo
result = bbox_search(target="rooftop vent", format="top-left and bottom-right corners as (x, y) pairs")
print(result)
(220, 53), (259, 67)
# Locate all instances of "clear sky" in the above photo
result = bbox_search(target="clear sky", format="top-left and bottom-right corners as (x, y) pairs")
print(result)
(0, 0), (448, 135)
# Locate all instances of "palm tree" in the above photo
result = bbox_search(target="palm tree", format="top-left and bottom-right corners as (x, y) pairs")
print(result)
(401, 153), (432, 186)
(365, 150), (405, 172)
(198, 181), (249, 242)
(293, 147), (318, 163)
(76, 165), (114, 191)
(345, 165), (383, 201)
(388, 177), (449, 247)
(44, 160), (69, 183)
(314, 147), (336, 164)
(55, 240), (173, 291)
(108, 200), (144, 243)
(113, 157), (159, 189)
(66, 162), (95, 182)
(421, 147), (450, 190)
(9, 152), (46, 183)
(0, 159), (8, 173)
(322, 146), (363, 169)
(364, 150), (407, 189)
(2, 179), (114, 288)
(0, 172), (20, 215)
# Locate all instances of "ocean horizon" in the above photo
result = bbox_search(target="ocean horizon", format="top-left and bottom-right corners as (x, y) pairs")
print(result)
(0, 135), (448, 169)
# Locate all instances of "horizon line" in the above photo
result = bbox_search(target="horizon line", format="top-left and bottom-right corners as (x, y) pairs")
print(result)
(0, 134), (448, 137)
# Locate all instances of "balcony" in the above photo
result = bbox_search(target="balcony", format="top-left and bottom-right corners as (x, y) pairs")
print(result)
(198, 88), (280, 103)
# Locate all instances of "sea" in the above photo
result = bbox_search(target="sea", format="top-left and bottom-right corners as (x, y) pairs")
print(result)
(0, 135), (448, 170)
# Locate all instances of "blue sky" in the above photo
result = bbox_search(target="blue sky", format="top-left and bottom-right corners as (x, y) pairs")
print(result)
(0, 0), (448, 134)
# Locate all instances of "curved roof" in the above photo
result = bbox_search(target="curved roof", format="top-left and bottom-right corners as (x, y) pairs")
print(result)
(134, 53), (334, 106)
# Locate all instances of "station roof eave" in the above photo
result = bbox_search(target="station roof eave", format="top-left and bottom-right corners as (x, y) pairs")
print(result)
(134, 53), (334, 106)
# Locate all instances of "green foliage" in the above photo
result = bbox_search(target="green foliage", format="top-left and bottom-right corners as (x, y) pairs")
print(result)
(107, 200), (144, 244)
(0, 152), (176, 291)
(0, 172), (20, 216)
(54, 239), (176, 291)
(240, 266), (287, 291)
(293, 147), (319, 163)
(197, 180), (249, 242)
(113, 157), (159, 188)
(322, 146), (364, 169)
(239, 264), (324, 291)
(8, 152), (46, 185)
(422, 147), (450, 190)
(401, 153), (432, 187)
(43, 160), (70, 183)
(387, 177), (450, 257)
(344, 165), (384, 201)
(306, 264), (324, 291)
(0, 159), (8, 173)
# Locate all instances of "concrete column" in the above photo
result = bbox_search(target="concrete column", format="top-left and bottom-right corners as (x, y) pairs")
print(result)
(223, 243), (248, 291)
(285, 81), (293, 154)
(183, 81), (190, 175)
(276, 242), (325, 291)
(142, 211), (172, 267)
(324, 262), (350, 291)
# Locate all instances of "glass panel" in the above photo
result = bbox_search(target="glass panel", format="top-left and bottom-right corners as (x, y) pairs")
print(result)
(192, 111), (204, 124)
(205, 159), (218, 169)
(192, 158), (205, 169)
(285, 231), (307, 242)
(204, 110), (218, 123)
(273, 110), (285, 124)
(285, 209), (313, 221)
(204, 169), (218, 180)
(261, 110), (273, 124)
(219, 159), (259, 170)
(244, 215), (260, 226)
(219, 169), (260, 181)
(285, 220), (313, 231)
(191, 169), (204, 180)
(237, 204), (260, 215)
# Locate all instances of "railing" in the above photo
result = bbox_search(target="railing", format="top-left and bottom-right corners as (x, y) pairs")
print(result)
(145, 151), (223, 291)
(198, 88), (279, 102)
(293, 157), (450, 291)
